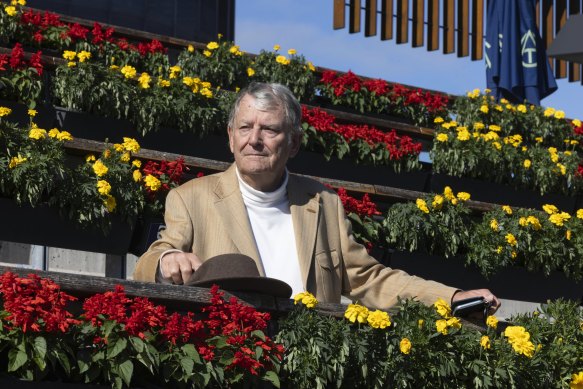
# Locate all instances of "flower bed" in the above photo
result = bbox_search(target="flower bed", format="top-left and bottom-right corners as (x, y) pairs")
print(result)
(0, 272), (581, 388)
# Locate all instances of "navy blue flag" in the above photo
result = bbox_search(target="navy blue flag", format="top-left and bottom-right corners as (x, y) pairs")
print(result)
(485, 0), (557, 105)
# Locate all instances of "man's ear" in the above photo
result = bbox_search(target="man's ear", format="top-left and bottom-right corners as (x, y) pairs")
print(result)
(227, 127), (235, 153)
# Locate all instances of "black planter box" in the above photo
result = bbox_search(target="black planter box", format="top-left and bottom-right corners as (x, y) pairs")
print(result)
(137, 130), (232, 162)
(0, 99), (55, 129)
(128, 216), (166, 257)
(53, 107), (135, 143)
(0, 375), (108, 388)
(429, 173), (579, 212)
(0, 198), (134, 255)
(388, 250), (583, 303)
(289, 150), (430, 191)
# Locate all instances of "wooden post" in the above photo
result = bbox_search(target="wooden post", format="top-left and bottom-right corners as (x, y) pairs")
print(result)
(333, 0), (346, 29)
(381, 0), (394, 40)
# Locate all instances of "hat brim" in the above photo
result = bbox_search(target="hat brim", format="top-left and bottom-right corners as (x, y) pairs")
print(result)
(187, 276), (292, 299)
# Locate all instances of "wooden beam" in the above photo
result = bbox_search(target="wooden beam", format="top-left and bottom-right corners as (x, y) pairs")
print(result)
(471, 0), (484, 60)
(457, 0), (470, 57)
(333, 0), (346, 29)
(396, 0), (409, 43)
(443, 0), (455, 54)
(349, 0), (361, 33)
(568, 0), (581, 82)
(555, 0), (568, 78)
(412, 0), (424, 47)
(427, 0), (439, 51)
(542, 0), (554, 71)
(381, 0), (394, 40)
(365, 0), (377, 36)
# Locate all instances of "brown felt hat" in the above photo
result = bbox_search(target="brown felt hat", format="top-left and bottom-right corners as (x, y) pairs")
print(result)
(185, 253), (292, 298)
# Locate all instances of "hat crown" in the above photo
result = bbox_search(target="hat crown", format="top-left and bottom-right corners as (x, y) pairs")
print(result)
(189, 254), (260, 283)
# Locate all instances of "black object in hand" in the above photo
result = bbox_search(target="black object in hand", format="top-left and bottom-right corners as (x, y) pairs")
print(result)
(451, 297), (491, 318)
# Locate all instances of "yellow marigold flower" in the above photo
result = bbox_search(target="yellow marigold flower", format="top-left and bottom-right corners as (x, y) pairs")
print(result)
(132, 159), (142, 168)
(0, 107), (12, 117)
(158, 78), (170, 87)
(97, 180), (111, 196)
(138, 72), (151, 89)
(572, 119), (582, 127)
(557, 163), (566, 175)
(436, 133), (449, 142)
(307, 61), (315, 71)
(169, 65), (181, 78)
(187, 44), (194, 52)
(114, 143), (124, 152)
(527, 216), (542, 230)
(489, 124), (501, 132)
(517, 104), (527, 113)
(273, 44), (281, 51)
(519, 217), (528, 226)
(434, 116), (444, 123)
(492, 142), (501, 150)
(200, 87), (213, 98)
(473, 122), (485, 130)
(132, 169), (142, 182)
(416, 198), (430, 214)
(432, 194), (444, 210)
(544, 107), (555, 117)
(122, 137), (140, 153)
(457, 129), (470, 141)
(418, 319), (424, 328)
(443, 186), (454, 200)
(571, 140), (579, 146)
(550, 154), (559, 163)
(571, 371), (583, 388)
(502, 205), (512, 215)
(577, 209), (583, 219)
(8, 154), (27, 168)
(506, 233), (517, 246)
(566, 230), (572, 240)
(144, 174), (162, 191)
(276, 55), (289, 65)
(447, 317), (462, 329)
(480, 335), (491, 350)
(494, 104), (503, 111)
(522, 146), (528, 151)
(543, 204), (559, 214)
(486, 315), (498, 329)
(206, 41), (219, 50)
(288, 48), (297, 55)
(57, 131), (72, 141)
(534, 136), (543, 143)
(466, 89), (480, 98)
(247, 67), (255, 77)
(367, 310), (391, 329)
(524, 159), (531, 168)
(511, 251), (517, 258)
(400, 338), (412, 354)
(229, 45), (240, 54)
(549, 212), (571, 227)
(182, 76), (194, 87)
(490, 219), (499, 231)
(77, 50), (91, 62)
(436, 319), (448, 335)
(294, 291), (318, 308)
(120, 152), (130, 163)
(434, 298), (451, 318)
(554, 110), (565, 119)
(28, 109), (37, 117)
(29, 128), (46, 140)
(104, 195), (116, 212)
(109, 64), (119, 70)
(92, 160), (108, 177)
(456, 192), (470, 201)
(4, 5), (17, 15)
(48, 128), (60, 138)
(203, 50), (211, 57)
(480, 105), (489, 113)
(121, 65), (137, 79)
(496, 246), (503, 254)
(441, 122), (453, 129)
(504, 326), (535, 357)
(86, 154), (96, 162)
(344, 303), (369, 323)
(62, 50), (77, 61)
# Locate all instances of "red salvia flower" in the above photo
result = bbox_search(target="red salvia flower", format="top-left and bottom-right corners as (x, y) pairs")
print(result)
(29, 51), (43, 76)
(9, 43), (24, 69)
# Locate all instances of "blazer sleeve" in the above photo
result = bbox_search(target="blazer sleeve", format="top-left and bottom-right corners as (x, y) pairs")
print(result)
(336, 195), (459, 309)
(133, 188), (194, 282)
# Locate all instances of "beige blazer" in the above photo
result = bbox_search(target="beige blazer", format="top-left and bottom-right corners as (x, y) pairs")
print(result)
(133, 164), (458, 310)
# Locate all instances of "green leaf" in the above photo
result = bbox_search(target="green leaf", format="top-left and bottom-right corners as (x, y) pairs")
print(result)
(118, 359), (134, 387)
(108, 337), (128, 359)
(264, 370), (281, 388)
(251, 330), (266, 341)
(8, 349), (27, 372)
(33, 336), (47, 360)
(180, 356), (194, 374)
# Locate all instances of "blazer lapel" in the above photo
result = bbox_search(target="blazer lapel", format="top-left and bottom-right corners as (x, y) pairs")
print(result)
(288, 174), (320, 287)
(213, 165), (263, 274)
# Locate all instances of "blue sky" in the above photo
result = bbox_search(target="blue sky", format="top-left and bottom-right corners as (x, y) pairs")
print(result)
(235, 0), (583, 120)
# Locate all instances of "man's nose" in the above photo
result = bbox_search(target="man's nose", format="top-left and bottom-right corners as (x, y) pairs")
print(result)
(248, 127), (263, 146)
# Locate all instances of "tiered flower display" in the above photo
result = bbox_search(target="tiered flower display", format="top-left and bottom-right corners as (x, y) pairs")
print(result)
(335, 187), (383, 252)
(0, 42), (43, 106)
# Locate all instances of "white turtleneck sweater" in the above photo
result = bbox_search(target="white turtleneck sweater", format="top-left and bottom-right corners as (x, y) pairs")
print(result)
(236, 169), (304, 297)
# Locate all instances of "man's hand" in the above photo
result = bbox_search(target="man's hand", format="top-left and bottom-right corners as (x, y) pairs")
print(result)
(160, 252), (203, 284)
(452, 289), (501, 315)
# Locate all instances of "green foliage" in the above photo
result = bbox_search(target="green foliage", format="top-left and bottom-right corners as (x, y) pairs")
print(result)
(0, 66), (43, 109)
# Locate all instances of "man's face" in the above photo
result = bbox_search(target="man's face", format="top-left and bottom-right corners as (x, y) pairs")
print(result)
(228, 94), (300, 191)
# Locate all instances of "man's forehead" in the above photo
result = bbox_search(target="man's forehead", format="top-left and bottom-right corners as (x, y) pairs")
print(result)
(236, 96), (285, 121)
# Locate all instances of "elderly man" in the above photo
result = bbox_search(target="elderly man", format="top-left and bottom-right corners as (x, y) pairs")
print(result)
(134, 82), (500, 312)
